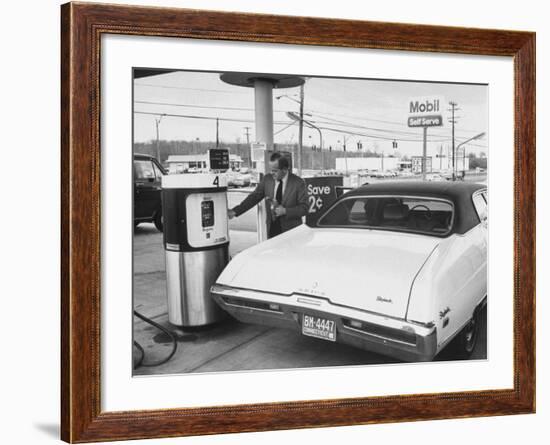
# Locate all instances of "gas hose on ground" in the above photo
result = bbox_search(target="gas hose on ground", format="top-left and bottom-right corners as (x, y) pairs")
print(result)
(133, 310), (178, 370)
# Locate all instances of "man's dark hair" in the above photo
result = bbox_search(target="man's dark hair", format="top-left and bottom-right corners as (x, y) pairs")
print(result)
(270, 152), (290, 170)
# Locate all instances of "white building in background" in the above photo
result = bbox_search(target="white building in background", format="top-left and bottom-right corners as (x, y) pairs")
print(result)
(432, 154), (469, 173)
(336, 155), (469, 174)
(166, 153), (243, 174)
(335, 156), (400, 172)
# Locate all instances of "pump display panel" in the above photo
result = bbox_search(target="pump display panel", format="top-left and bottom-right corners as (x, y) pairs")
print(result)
(186, 193), (228, 248)
(201, 200), (215, 228)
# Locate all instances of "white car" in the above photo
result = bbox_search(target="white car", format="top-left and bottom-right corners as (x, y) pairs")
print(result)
(226, 170), (252, 187)
(212, 181), (487, 362)
(425, 173), (446, 182)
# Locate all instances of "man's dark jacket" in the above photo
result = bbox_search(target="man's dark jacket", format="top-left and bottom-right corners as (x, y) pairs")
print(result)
(232, 173), (308, 233)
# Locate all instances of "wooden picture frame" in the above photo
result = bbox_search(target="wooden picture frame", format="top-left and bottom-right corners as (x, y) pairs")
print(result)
(61, 2), (535, 442)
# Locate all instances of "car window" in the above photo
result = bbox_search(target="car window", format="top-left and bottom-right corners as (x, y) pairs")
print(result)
(135, 160), (155, 180)
(472, 193), (488, 222)
(317, 196), (454, 236)
(152, 162), (164, 180)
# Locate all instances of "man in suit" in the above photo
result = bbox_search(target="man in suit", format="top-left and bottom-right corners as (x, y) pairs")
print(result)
(228, 152), (308, 238)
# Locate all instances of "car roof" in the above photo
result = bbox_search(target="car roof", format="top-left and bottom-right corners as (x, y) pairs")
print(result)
(134, 153), (157, 161)
(342, 180), (487, 235)
(348, 180), (485, 199)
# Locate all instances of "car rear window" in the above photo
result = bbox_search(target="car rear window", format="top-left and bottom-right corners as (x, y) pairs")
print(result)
(317, 196), (454, 236)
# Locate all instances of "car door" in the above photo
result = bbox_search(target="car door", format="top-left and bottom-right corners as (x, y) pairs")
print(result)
(151, 160), (164, 212)
(134, 158), (159, 219)
(465, 191), (488, 310)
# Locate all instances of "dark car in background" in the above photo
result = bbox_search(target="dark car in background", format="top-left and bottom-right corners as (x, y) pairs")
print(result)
(134, 154), (165, 231)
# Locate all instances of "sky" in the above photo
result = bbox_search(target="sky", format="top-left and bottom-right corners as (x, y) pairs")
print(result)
(133, 70), (488, 159)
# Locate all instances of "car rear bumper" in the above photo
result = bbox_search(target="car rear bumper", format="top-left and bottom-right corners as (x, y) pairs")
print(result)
(211, 284), (437, 362)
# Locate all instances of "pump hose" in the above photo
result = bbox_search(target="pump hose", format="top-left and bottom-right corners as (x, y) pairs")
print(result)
(133, 310), (178, 370)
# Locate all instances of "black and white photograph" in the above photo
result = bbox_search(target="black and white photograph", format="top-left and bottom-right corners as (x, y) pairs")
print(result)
(132, 69), (488, 376)
(2, 0), (545, 442)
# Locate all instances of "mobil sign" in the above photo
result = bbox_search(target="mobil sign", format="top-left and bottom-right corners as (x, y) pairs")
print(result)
(409, 96), (444, 115)
(408, 95), (445, 128)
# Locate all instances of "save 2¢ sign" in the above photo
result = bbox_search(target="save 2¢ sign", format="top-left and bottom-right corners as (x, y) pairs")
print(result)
(304, 176), (343, 226)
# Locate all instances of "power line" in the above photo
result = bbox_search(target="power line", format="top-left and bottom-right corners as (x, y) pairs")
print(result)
(314, 124), (451, 143)
(308, 109), (415, 128)
(134, 110), (292, 126)
(136, 114), (489, 154)
(305, 97), (483, 135)
(135, 100), (423, 132)
(134, 93), (483, 136)
(136, 101), (483, 140)
(274, 122), (297, 136)
(307, 116), (439, 138)
(134, 100), (288, 113)
(136, 110), (448, 144)
(135, 102), (488, 152)
(137, 100), (427, 135)
(307, 109), (482, 137)
(135, 99), (485, 138)
(139, 96), (429, 129)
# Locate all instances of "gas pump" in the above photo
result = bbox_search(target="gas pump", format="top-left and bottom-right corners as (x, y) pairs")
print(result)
(161, 152), (230, 327)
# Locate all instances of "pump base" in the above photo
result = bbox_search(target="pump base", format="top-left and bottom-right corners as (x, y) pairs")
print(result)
(165, 247), (228, 326)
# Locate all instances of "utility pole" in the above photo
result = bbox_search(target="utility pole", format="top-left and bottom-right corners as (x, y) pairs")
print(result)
(298, 84), (304, 175)
(154, 114), (165, 162)
(422, 127), (427, 180)
(216, 118), (220, 148)
(448, 101), (460, 180)
(343, 136), (348, 176)
(286, 111), (321, 174)
(243, 126), (251, 167)
(338, 135), (350, 175)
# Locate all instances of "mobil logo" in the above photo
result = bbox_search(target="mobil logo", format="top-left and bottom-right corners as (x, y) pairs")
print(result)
(408, 96), (445, 115)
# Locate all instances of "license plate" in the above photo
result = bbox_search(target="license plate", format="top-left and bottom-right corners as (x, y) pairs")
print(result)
(302, 314), (336, 342)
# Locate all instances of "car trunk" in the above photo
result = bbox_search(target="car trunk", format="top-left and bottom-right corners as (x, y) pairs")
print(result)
(226, 227), (440, 319)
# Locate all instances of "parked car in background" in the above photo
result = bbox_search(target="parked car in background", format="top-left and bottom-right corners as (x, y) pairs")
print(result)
(371, 170), (383, 178)
(368, 170), (396, 179)
(399, 171), (415, 177)
(134, 153), (165, 231)
(212, 181), (487, 362)
(425, 173), (446, 182)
